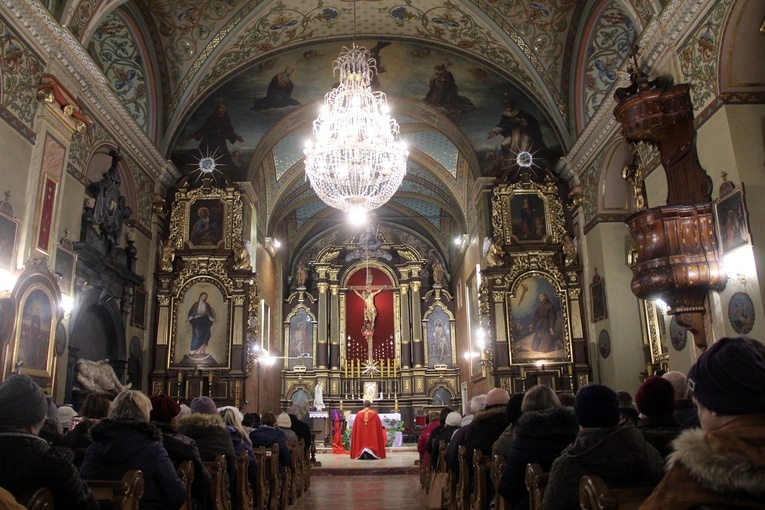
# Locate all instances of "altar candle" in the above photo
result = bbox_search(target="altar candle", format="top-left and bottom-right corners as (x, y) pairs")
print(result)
(568, 364), (574, 375)
(393, 359), (397, 378)
(208, 372), (214, 384)
(340, 399), (344, 411)
(177, 372), (183, 383)
(344, 360), (348, 378)
(520, 367), (526, 378)
(385, 358), (389, 379)
(647, 363), (653, 376)
(357, 359), (360, 378)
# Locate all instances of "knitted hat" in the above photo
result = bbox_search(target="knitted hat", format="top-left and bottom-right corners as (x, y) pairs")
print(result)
(179, 404), (191, 417)
(445, 412), (462, 427)
(0, 374), (49, 429)
(149, 393), (181, 423)
(635, 377), (676, 416)
(57, 405), (78, 430)
(575, 384), (620, 428)
(276, 412), (292, 428)
(190, 396), (218, 415)
(688, 337), (765, 415)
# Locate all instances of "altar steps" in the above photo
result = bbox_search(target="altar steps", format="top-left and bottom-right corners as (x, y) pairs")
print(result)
(310, 451), (419, 477)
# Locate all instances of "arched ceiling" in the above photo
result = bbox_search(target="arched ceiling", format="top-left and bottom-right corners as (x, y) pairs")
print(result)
(60, 0), (651, 268)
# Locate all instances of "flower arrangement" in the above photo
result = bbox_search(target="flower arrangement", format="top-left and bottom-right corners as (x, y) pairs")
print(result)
(384, 417), (404, 447)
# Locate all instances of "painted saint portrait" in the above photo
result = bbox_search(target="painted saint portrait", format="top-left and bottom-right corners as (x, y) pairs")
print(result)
(510, 276), (566, 362)
(669, 316), (688, 351)
(188, 199), (223, 247)
(16, 288), (54, 373)
(173, 282), (229, 367)
(288, 307), (313, 369)
(510, 193), (547, 241)
(426, 305), (452, 367)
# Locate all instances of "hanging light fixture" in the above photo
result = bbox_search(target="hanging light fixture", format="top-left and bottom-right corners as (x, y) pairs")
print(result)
(303, 2), (408, 216)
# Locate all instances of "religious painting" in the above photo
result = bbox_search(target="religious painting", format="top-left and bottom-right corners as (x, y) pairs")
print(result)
(590, 269), (607, 322)
(509, 276), (567, 363)
(286, 306), (314, 369)
(170, 281), (230, 368)
(188, 199), (224, 247)
(640, 300), (669, 365)
(424, 304), (454, 367)
(728, 291), (755, 335)
(131, 287), (147, 329)
(54, 245), (76, 296)
(14, 286), (56, 377)
(466, 269), (484, 380)
(0, 212), (18, 272)
(363, 381), (378, 402)
(510, 192), (547, 242)
(598, 329), (611, 358)
(669, 316), (689, 351)
(715, 185), (750, 255)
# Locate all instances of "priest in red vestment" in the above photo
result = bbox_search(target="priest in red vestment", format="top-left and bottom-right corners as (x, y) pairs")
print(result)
(350, 401), (387, 459)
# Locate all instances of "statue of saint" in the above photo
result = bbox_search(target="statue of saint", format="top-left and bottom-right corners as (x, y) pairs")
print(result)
(232, 240), (251, 271)
(486, 237), (507, 268)
(158, 242), (175, 272)
(432, 260), (445, 286)
(314, 381), (325, 411)
(296, 263), (308, 288)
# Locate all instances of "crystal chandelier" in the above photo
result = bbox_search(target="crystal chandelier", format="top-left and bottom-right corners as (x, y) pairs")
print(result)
(304, 44), (408, 215)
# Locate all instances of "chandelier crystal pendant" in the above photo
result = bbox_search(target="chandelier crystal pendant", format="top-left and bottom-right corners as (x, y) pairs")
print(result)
(304, 44), (408, 215)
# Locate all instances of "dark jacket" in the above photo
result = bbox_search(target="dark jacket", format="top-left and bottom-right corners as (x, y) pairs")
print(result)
(428, 424), (459, 469)
(249, 425), (292, 468)
(178, 413), (238, 500)
(227, 426), (257, 486)
(637, 414), (681, 459)
(640, 414), (765, 510)
(497, 407), (578, 510)
(153, 421), (212, 507)
(673, 399), (697, 425)
(56, 419), (95, 467)
(445, 422), (473, 474)
(538, 421), (664, 510)
(81, 419), (186, 510)
(464, 406), (510, 510)
(289, 413), (312, 453)
(0, 431), (98, 510)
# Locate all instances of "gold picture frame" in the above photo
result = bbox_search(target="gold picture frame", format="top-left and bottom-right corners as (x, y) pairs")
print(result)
(13, 284), (57, 378)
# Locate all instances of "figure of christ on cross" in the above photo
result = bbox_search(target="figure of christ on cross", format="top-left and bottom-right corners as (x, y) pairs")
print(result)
(351, 285), (390, 361)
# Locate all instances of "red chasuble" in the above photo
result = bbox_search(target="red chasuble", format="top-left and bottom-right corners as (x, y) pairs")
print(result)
(350, 407), (387, 459)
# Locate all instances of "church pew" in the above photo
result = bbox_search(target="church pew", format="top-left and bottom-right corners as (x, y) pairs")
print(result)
(525, 463), (548, 510)
(252, 447), (271, 510)
(287, 441), (298, 505)
(579, 475), (655, 510)
(455, 445), (470, 510)
(298, 438), (309, 495)
(492, 454), (510, 510)
(469, 450), (493, 510)
(176, 461), (194, 510)
(236, 452), (253, 510)
(257, 444), (281, 510)
(17, 487), (54, 510)
(86, 470), (144, 510)
(202, 455), (232, 510)
(438, 441), (457, 510)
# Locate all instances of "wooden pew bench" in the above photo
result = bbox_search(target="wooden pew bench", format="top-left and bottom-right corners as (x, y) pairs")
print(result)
(236, 451), (253, 510)
(17, 487), (54, 510)
(202, 455), (232, 510)
(525, 463), (548, 510)
(492, 454), (510, 510)
(176, 461), (194, 510)
(579, 475), (655, 510)
(86, 470), (144, 510)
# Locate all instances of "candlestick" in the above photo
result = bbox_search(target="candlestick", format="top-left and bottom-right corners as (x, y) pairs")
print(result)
(394, 396), (398, 412)
(344, 359), (348, 378)
(647, 363), (653, 376)
(177, 371), (183, 383)
(393, 359), (397, 378)
(520, 367), (526, 378)
(357, 359), (361, 378)
(568, 364), (573, 375)
(340, 399), (344, 411)
(208, 372), (214, 384)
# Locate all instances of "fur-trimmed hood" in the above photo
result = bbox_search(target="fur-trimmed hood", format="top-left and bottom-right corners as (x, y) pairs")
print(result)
(668, 414), (765, 499)
(178, 412), (225, 430)
(514, 406), (578, 437)
(473, 405), (507, 423)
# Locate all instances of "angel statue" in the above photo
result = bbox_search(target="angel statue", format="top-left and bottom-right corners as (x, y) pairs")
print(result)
(484, 236), (507, 268)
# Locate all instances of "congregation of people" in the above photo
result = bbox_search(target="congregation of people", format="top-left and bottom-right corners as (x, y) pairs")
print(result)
(0, 376), (312, 509)
(420, 336), (765, 510)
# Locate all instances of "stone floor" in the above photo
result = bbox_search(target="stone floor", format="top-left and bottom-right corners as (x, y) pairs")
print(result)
(293, 450), (424, 508)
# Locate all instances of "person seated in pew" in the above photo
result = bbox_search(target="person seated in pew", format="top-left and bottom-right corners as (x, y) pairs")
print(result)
(444, 394), (487, 474)
(425, 407), (454, 465)
(277, 412), (299, 444)
(428, 411), (462, 469)
(250, 411), (292, 477)
(617, 390), (639, 426)
(57, 392), (111, 467)
(497, 385), (578, 510)
(220, 407), (258, 490)
(539, 384), (664, 510)
(149, 393), (212, 509)
(0, 374), (99, 510)
(286, 406), (312, 457)
(418, 410), (442, 466)
(491, 393), (525, 459)
(178, 396), (238, 508)
(640, 337), (765, 510)
(661, 371), (698, 427)
(242, 412), (261, 432)
(634, 377), (681, 459)
(81, 389), (186, 510)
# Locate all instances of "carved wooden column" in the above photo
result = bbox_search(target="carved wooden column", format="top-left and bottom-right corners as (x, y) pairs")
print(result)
(329, 284), (340, 370)
(614, 81), (726, 348)
(410, 280), (424, 367)
(317, 282), (329, 369)
(399, 283), (412, 369)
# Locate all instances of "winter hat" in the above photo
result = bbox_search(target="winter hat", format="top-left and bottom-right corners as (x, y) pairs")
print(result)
(0, 374), (49, 429)
(179, 404), (191, 417)
(635, 377), (676, 416)
(190, 396), (218, 415)
(149, 393), (181, 423)
(276, 412), (292, 428)
(445, 412), (462, 427)
(57, 405), (78, 430)
(575, 384), (620, 428)
(688, 337), (765, 415)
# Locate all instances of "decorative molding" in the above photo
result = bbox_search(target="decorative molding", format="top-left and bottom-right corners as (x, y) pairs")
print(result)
(2, 0), (179, 186)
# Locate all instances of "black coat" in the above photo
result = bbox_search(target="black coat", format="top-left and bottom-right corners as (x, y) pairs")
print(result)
(429, 424), (459, 469)
(178, 413), (238, 500)
(249, 425), (291, 468)
(154, 421), (212, 506)
(289, 414), (312, 453)
(497, 407), (578, 510)
(81, 419), (186, 510)
(637, 414), (681, 459)
(0, 431), (98, 510)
